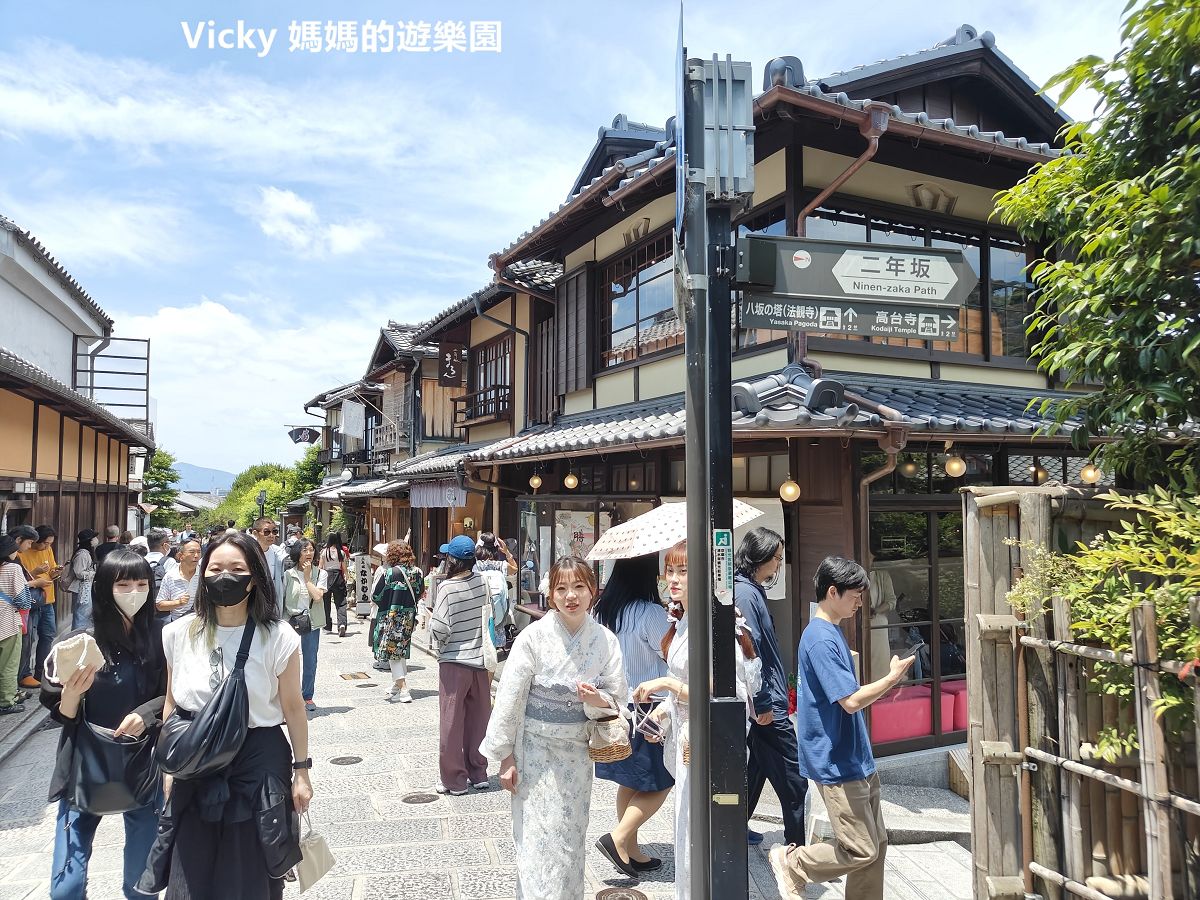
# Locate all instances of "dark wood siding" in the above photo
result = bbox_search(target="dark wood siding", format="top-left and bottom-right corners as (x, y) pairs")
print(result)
(555, 266), (590, 396)
(530, 316), (556, 425)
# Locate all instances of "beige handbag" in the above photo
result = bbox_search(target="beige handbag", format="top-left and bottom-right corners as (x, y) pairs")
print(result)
(295, 813), (336, 893)
(46, 633), (105, 685)
(587, 714), (632, 763)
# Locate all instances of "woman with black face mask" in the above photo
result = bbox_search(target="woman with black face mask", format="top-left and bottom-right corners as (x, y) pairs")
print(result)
(40, 549), (166, 900)
(152, 531), (310, 899)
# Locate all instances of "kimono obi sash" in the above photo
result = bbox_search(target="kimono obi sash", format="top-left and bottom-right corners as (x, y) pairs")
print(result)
(525, 682), (588, 724)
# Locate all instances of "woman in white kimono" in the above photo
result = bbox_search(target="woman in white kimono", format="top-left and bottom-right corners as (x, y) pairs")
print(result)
(480, 557), (629, 900)
(633, 540), (760, 900)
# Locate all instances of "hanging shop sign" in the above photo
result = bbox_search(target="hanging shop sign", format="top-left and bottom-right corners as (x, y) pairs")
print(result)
(438, 344), (465, 387)
(410, 479), (466, 509)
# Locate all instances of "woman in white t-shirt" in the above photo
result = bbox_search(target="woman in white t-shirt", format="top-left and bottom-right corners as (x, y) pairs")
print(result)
(158, 531), (311, 899)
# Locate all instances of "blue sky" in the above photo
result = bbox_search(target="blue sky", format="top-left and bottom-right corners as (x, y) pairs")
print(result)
(0, 0), (1125, 473)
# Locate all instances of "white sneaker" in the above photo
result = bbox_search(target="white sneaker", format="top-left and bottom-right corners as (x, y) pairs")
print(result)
(768, 845), (806, 899)
(434, 780), (467, 796)
(397, 690), (413, 703)
(471, 779), (490, 790)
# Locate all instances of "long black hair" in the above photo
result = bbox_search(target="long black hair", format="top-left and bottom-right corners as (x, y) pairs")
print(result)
(594, 553), (661, 633)
(92, 549), (157, 662)
(734, 526), (784, 580)
(476, 532), (502, 562)
(192, 531), (281, 639)
(324, 531), (344, 561)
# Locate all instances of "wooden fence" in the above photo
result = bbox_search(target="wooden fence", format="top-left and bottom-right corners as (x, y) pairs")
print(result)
(962, 485), (1199, 900)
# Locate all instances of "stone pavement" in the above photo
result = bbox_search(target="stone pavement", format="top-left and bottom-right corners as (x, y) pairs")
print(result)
(0, 617), (973, 899)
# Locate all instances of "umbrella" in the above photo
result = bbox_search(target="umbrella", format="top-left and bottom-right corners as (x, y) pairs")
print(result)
(587, 499), (764, 561)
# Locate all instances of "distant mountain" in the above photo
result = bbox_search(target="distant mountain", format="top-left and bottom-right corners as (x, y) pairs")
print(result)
(174, 462), (236, 494)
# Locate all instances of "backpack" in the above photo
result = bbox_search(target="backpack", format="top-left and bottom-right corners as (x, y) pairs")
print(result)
(372, 567), (419, 610)
(149, 556), (168, 598)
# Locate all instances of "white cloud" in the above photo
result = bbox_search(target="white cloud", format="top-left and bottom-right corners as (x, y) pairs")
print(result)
(0, 191), (193, 270)
(246, 186), (380, 257)
(111, 296), (406, 471)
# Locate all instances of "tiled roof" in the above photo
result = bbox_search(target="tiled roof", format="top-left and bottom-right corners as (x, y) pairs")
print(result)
(389, 442), (481, 479)
(338, 478), (408, 498)
(303, 380), (383, 410)
(494, 29), (1062, 269)
(465, 368), (1110, 465)
(382, 322), (436, 356)
(411, 259), (565, 344)
(0, 346), (154, 448)
(816, 24), (1068, 127)
(0, 216), (113, 334)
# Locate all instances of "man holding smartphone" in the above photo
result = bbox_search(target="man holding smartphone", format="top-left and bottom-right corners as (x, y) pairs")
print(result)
(17, 525), (59, 687)
(769, 556), (916, 900)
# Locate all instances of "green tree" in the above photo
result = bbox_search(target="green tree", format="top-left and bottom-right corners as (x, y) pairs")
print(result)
(290, 445), (323, 501)
(144, 449), (181, 527)
(995, 0), (1200, 487)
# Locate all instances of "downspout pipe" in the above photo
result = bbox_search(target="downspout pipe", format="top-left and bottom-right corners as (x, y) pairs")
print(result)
(858, 423), (909, 649)
(472, 294), (532, 434)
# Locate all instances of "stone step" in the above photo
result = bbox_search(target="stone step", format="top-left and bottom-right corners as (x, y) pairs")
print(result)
(806, 783), (971, 849)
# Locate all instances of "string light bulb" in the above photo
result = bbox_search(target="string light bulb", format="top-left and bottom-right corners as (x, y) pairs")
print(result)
(898, 458), (920, 478)
(1080, 463), (1102, 485)
(563, 472), (579, 490)
(779, 478), (801, 503)
(529, 473), (542, 491)
(944, 454), (967, 478)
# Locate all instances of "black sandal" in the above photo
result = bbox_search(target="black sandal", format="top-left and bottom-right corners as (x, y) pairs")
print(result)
(595, 833), (638, 879)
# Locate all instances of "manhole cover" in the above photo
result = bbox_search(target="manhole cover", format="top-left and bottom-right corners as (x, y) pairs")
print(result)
(355, 683), (378, 688)
(329, 756), (363, 766)
(401, 792), (439, 804)
(596, 889), (648, 900)
(340, 672), (370, 680)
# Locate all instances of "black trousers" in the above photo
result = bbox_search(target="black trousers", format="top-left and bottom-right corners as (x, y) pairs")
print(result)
(746, 714), (809, 845)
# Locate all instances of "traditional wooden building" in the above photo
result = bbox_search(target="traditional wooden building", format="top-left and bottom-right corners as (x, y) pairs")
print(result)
(413, 25), (1113, 757)
(0, 215), (154, 625)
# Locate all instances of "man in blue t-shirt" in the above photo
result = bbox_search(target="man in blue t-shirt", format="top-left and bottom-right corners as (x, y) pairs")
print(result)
(768, 556), (915, 900)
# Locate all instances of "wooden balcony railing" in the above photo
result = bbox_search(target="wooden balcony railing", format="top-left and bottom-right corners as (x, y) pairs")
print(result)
(372, 422), (399, 451)
(452, 385), (512, 427)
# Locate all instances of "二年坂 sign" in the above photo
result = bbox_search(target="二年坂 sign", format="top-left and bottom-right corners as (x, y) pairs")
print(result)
(735, 235), (976, 340)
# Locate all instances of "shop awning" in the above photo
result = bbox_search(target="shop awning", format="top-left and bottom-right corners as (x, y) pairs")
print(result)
(338, 478), (409, 499)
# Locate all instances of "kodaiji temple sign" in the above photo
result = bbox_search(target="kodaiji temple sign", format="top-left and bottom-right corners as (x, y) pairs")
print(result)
(734, 235), (976, 341)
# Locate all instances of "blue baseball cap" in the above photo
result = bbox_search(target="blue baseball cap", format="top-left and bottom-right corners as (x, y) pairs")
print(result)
(439, 535), (477, 560)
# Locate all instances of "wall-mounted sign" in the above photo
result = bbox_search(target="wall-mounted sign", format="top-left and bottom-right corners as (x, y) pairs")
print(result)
(438, 344), (465, 387)
(735, 236), (974, 340)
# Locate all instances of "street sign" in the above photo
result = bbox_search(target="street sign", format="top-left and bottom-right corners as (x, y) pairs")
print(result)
(740, 296), (960, 341)
(736, 235), (976, 309)
(713, 528), (733, 606)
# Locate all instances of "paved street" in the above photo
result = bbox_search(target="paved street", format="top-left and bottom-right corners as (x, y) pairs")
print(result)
(0, 617), (973, 900)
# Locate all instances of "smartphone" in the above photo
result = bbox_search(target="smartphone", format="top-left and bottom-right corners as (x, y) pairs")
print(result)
(899, 641), (926, 660)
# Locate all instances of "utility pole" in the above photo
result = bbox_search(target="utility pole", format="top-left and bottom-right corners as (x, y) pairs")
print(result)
(679, 29), (756, 898)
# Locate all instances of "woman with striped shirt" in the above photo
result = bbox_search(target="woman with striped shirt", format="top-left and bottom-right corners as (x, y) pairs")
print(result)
(428, 535), (492, 795)
(592, 554), (674, 877)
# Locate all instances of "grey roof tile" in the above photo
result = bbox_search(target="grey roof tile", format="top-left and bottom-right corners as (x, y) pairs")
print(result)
(411, 259), (564, 344)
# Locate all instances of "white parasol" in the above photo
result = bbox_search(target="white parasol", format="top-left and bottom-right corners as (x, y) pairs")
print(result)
(586, 499), (764, 561)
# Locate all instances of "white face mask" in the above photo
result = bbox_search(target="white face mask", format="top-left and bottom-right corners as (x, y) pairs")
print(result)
(113, 589), (149, 619)
(90, 537), (100, 548)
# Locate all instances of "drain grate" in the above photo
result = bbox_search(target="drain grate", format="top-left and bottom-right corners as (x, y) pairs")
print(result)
(401, 792), (439, 804)
(339, 672), (370, 680)
(596, 889), (648, 900)
(329, 756), (363, 766)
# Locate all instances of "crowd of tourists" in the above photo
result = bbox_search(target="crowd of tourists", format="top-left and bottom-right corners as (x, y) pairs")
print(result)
(411, 525), (915, 900)
(0, 511), (915, 900)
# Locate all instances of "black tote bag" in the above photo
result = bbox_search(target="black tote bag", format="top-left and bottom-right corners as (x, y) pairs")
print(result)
(156, 618), (256, 781)
(70, 706), (159, 815)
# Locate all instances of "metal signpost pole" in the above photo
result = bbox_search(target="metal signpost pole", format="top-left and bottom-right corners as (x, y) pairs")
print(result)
(680, 36), (755, 897)
(680, 50), (715, 900)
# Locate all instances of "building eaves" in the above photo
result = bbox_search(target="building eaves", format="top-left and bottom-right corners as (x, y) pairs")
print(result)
(382, 321), (437, 357)
(390, 442), (483, 479)
(0, 345), (154, 449)
(320, 381), (383, 409)
(0, 216), (114, 335)
(568, 114), (667, 199)
(816, 24), (1069, 127)
(465, 369), (1116, 467)
(411, 259), (564, 345)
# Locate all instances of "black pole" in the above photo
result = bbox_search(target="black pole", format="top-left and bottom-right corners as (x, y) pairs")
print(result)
(681, 54), (714, 900)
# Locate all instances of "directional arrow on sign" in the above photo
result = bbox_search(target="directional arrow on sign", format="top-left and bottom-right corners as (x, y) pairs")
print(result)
(832, 249), (960, 302)
(942, 315), (957, 330)
(845, 307), (858, 324)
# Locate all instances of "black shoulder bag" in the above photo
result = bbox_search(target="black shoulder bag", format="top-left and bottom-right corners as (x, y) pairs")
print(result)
(287, 572), (313, 635)
(70, 701), (159, 815)
(156, 618), (256, 781)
